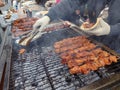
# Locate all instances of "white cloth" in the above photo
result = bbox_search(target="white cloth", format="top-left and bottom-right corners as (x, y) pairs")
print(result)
(80, 18), (110, 36)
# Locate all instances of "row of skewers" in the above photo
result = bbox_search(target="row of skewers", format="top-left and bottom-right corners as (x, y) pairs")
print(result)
(54, 36), (118, 74)
(12, 18), (38, 32)
(12, 18), (70, 37)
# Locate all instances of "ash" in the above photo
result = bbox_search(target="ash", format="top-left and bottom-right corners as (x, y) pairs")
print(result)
(9, 27), (120, 90)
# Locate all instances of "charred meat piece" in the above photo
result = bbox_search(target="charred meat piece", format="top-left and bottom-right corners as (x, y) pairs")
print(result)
(69, 56), (118, 75)
(69, 66), (81, 74)
(82, 22), (95, 28)
(67, 60), (78, 68)
(54, 36), (118, 75)
(109, 56), (117, 63)
(54, 36), (87, 49)
(70, 64), (90, 74)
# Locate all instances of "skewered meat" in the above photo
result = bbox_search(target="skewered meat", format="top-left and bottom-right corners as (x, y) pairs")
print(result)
(54, 39), (84, 49)
(81, 19), (95, 29)
(67, 60), (78, 68)
(70, 64), (90, 74)
(67, 58), (87, 68)
(54, 36), (87, 48)
(54, 36), (118, 75)
(88, 62), (98, 71)
(60, 46), (97, 64)
(19, 48), (26, 54)
(82, 22), (95, 28)
(12, 19), (71, 37)
(55, 42), (95, 54)
(69, 56), (117, 74)
(12, 17), (38, 34)
(69, 66), (81, 74)
(109, 56), (117, 63)
(101, 57), (111, 65)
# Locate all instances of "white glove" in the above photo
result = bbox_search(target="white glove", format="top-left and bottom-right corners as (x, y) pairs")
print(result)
(32, 16), (50, 41)
(45, 0), (56, 9)
(80, 18), (110, 36)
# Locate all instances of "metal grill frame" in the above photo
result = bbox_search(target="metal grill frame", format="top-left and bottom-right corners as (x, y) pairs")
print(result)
(1, 23), (120, 90)
(9, 25), (120, 90)
(0, 26), (12, 90)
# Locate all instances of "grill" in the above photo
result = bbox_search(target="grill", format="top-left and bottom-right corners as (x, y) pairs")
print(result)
(1, 23), (120, 90)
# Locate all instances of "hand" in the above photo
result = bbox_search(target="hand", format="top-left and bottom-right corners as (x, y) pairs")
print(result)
(32, 16), (50, 41)
(33, 16), (50, 31)
(45, 0), (56, 9)
(80, 18), (110, 36)
(0, 0), (5, 7)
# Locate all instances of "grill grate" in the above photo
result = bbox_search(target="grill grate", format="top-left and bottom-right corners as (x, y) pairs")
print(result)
(9, 47), (52, 90)
(40, 46), (113, 90)
(9, 45), (118, 90)
(9, 28), (120, 90)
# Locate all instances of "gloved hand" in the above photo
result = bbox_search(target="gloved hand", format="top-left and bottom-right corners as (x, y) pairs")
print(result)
(80, 18), (110, 36)
(32, 16), (50, 41)
(45, 0), (56, 9)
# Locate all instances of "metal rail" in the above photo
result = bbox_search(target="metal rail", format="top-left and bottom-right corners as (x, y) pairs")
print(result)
(9, 21), (120, 90)
(0, 26), (12, 90)
(0, 26), (11, 82)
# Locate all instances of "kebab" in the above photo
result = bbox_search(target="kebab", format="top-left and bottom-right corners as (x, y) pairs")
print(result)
(54, 36), (118, 75)
(69, 55), (117, 74)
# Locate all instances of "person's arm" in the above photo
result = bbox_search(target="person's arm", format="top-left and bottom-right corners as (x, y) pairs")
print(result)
(31, 0), (83, 43)
(46, 0), (81, 21)
(87, 0), (107, 23)
(80, 18), (120, 36)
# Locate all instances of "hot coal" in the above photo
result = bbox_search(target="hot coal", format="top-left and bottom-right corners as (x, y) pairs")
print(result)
(10, 28), (120, 90)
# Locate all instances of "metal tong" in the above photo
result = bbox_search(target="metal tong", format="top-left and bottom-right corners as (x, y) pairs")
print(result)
(59, 19), (90, 37)
(18, 26), (46, 46)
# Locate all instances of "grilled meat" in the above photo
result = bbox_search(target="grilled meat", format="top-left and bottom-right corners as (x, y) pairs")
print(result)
(69, 55), (117, 74)
(54, 36), (118, 75)
(82, 22), (95, 28)
(54, 36), (87, 49)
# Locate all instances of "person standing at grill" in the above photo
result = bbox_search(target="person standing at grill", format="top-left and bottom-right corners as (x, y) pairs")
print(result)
(32, 0), (106, 40)
(32, 0), (120, 53)
(80, 0), (120, 53)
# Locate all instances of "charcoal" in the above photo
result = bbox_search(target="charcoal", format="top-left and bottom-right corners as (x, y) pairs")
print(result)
(25, 86), (32, 90)
(65, 76), (72, 83)
(10, 30), (116, 90)
(31, 82), (38, 87)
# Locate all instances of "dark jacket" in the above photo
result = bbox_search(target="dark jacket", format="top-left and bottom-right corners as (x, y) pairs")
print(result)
(92, 0), (120, 53)
(35, 0), (49, 6)
(46, 0), (120, 52)
(46, 0), (106, 24)
(46, 0), (85, 24)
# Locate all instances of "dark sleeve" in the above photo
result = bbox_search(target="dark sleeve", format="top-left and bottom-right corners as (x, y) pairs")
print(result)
(109, 24), (120, 36)
(87, 0), (107, 23)
(46, 0), (81, 21)
(107, 0), (120, 36)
